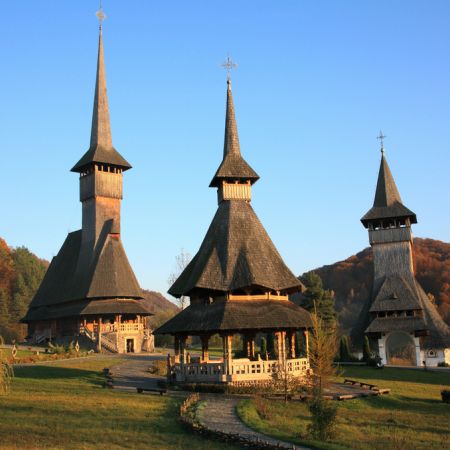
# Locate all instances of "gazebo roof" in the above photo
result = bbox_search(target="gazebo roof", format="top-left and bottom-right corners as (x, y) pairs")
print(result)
(155, 299), (312, 335)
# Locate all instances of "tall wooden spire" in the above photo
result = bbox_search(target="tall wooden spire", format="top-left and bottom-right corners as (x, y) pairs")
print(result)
(210, 79), (259, 188)
(71, 20), (131, 173)
(90, 26), (113, 150)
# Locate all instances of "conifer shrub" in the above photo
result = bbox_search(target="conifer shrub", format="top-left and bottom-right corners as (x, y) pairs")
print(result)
(307, 392), (337, 441)
(363, 336), (371, 362)
(441, 390), (450, 403)
(260, 337), (267, 358)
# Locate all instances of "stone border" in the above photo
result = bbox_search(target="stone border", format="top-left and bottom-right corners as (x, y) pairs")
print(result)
(179, 394), (301, 450)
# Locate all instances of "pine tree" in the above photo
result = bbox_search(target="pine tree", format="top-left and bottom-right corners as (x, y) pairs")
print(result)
(267, 333), (275, 358)
(260, 337), (267, 357)
(339, 335), (351, 361)
(363, 335), (371, 362)
(300, 272), (336, 326)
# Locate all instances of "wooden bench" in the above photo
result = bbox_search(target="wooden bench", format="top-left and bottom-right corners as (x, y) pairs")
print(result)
(136, 387), (166, 396)
(344, 379), (377, 390)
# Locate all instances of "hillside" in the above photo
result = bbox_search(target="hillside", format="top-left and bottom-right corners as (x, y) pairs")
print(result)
(304, 238), (450, 342)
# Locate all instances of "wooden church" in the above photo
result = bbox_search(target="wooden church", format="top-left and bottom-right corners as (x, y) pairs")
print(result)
(156, 75), (312, 384)
(362, 140), (450, 366)
(22, 16), (153, 354)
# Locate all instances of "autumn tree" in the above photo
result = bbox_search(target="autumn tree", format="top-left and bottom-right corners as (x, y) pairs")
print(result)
(307, 305), (339, 440)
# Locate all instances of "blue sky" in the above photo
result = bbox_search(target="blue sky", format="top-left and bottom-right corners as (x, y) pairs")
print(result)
(1, 1), (449, 298)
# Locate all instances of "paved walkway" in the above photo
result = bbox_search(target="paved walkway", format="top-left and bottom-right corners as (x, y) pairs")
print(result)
(109, 353), (166, 391)
(197, 395), (308, 449)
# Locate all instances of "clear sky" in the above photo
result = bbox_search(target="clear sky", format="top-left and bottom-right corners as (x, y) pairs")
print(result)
(1, 1), (449, 300)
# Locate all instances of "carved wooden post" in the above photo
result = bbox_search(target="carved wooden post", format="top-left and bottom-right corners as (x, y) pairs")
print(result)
(246, 334), (256, 359)
(288, 331), (296, 359)
(97, 317), (103, 352)
(223, 334), (233, 375)
(174, 335), (180, 364)
(304, 330), (309, 358)
(201, 335), (209, 362)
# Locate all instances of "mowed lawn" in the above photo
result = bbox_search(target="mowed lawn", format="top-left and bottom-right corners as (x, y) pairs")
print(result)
(237, 366), (450, 450)
(0, 357), (238, 450)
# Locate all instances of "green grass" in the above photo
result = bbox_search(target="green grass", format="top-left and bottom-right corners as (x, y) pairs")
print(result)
(237, 366), (450, 450)
(0, 357), (239, 449)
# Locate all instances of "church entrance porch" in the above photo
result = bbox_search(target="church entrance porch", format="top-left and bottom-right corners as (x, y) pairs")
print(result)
(379, 331), (418, 366)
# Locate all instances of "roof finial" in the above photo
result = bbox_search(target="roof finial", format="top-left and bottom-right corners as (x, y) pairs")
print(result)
(96, 1), (106, 31)
(377, 130), (386, 154)
(221, 55), (237, 84)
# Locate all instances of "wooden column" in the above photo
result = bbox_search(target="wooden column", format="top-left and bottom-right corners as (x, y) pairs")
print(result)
(174, 335), (180, 363)
(288, 331), (296, 359)
(222, 334), (233, 375)
(276, 331), (286, 362)
(97, 317), (103, 352)
(304, 330), (309, 358)
(246, 334), (256, 359)
(179, 336), (187, 366)
(201, 335), (209, 362)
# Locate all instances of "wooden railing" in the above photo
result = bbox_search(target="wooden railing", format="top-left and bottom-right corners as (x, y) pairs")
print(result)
(175, 357), (309, 383)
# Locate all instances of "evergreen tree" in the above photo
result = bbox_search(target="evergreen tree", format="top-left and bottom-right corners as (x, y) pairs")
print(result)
(267, 333), (275, 358)
(339, 335), (351, 361)
(363, 335), (371, 362)
(300, 272), (336, 326)
(0, 288), (9, 326)
(260, 337), (267, 357)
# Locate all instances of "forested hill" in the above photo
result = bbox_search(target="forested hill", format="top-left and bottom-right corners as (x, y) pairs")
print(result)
(0, 238), (48, 340)
(0, 237), (179, 342)
(304, 238), (450, 336)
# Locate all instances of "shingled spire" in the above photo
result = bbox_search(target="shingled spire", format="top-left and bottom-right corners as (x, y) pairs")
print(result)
(361, 150), (416, 227)
(90, 26), (112, 150)
(71, 23), (131, 172)
(209, 79), (259, 187)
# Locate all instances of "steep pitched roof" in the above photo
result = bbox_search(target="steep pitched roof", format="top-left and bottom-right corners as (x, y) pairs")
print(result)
(71, 28), (131, 172)
(369, 275), (422, 312)
(366, 274), (450, 349)
(209, 80), (259, 187)
(361, 153), (416, 226)
(169, 200), (303, 297)
(155, 299), (312, 334)
(26, 224), (143, 318)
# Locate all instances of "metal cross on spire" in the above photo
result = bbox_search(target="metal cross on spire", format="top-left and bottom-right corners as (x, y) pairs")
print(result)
(96, 1), (106, 29)
(221, 55), (237, 80)
(377, 130), (386, 153)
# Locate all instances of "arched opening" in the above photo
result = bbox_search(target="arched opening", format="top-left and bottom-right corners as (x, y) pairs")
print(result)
(385, 331), (416, 366)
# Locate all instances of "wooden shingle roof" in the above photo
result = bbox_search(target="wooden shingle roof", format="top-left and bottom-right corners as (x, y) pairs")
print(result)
(209, 80), (259, 187)
(155, 299), (312, 334)
(361, 153), (416, 226)
(168, 200), (303, 297)
(71, 28), (131, 172)
(24, 221), (146, 322)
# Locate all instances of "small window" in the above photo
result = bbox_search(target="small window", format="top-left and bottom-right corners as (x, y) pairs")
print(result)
(427, 350), (437, 358)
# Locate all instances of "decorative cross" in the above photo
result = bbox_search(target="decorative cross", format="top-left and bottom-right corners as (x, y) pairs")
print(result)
(96, 1), (106, 27)
(221, 55), (237, 80)
(377, 130), (386, 153)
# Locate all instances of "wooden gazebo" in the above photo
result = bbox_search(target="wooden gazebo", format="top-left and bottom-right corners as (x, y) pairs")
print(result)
(156, 77), (312, 384)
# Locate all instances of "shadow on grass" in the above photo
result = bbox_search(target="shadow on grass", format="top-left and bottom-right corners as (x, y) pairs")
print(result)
(340, 366), (450, 386)
(14, 365), (104, 385)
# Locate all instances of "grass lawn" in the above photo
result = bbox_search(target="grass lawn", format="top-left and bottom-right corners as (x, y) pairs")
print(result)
(237, 366), (450, 450)
(0, 357), (239, 449)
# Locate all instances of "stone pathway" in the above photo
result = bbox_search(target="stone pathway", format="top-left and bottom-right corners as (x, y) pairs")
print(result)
(109, 353), (166, 391)
(197, 395), (309, 449)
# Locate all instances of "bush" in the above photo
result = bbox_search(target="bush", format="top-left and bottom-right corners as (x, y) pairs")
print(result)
(441, 390), (450, 403)
(308, 393), (338, 441)
(437, 361), (449, 368)
(148, 359), (167, 376)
